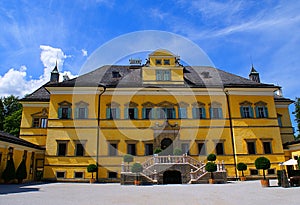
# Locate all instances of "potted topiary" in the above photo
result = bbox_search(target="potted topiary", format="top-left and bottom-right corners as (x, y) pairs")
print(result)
(237, 162), (247, 181)
(1, 158), (16, 183)
(173, 148), (183, 156)
(123, 154), (133, 172)
(131, 162), (143, 185)
(87, 164), (97, 183)
(206, 154), (217, 184)
(255, 157), (271, 187)
(154, 148), (162, 155)
(16, 158), (27, 184)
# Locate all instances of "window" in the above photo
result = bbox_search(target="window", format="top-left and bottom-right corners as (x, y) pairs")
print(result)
(74, 172), (84, 178)
(268, 169), (275, 175)
(247, 141), (256, 154)
(142, 108), (153, 119)
(56, 171), (65, 178)
(216, 142), (224, 155)
(57, 141), (68, 156)
(75, 143), (84, 156)
(127, 143), (136, 156)
(192, 107), (206, 119)
(181, 143), (190, 155)
(32, 118), (48, 128)
(108, 143), (118, 156)
(240, 106), (254, 118)
(263, 141), (272, 154)
(124, 102), (138, 120)
(156, 70), (171, 81)
(210, 102), (222, 119)
(157, 108), (175, 119)
(198, 143), (206, 156)
(178, 107), (187, 119)
(250, 169), (258, 175)
(164, 59), (170, 65)
(58, 101), (72, 119)
(75, 101), (89, 119)
(155, 59), (162, 65)
(145, 143), (153, 155)
(106, 102), (120, 119)
(277, 114), (283, 127)
(255, 101), (268, 118)
(112, 71), (121, 78)
(108, 171), (118, 178)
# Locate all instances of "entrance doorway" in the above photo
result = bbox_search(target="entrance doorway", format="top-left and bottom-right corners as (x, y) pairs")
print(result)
(163, 170), (182, 184)
(161, 138), (173, 155)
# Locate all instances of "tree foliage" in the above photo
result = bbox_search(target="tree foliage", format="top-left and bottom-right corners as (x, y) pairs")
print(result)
(87, 164), (97, 179)
(237, 162), (248, 177)
(123, 154), (134, 164)
(207, 153), (217, 162)
(294, 97), (300, 138)
(255, 157), (270, 180)
(131, 163), (143, 173)
(0, 95), (22, 136)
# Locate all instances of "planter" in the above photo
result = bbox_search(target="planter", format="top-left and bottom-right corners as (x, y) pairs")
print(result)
(208, 179), (215, 184)
(240, 176), (246, 181)
(260, 179), (269, 187)
(89, 178), (96, 183)
(134, 180), (140, 186)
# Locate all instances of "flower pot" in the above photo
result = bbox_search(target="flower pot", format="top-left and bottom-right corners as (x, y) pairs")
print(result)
(134, 180), (140, 185)
(260, 179), (269, 187)
(240, 176), (246, 181)
(89, 178), (96, 183)
(208, 179), (215, 184)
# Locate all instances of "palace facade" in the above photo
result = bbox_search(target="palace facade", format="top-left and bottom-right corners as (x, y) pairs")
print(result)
(18, 49), (295, 182)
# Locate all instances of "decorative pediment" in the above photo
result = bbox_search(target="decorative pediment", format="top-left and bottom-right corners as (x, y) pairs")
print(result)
(254, 101), (267, 106)
(157, 101), (176, 107)
(124, 101), (138, 107)
(75, 101), (89, 107)
(31, 108), (48, 117)
(106, 101), (120, 108)
(178, 101), (189, 108)
(239, 101), (252, 106)
(192, 101), (205, 107)
(142, 101), (155, 107)
(58, 101), (72, 106)
(209, 101), (222, 107)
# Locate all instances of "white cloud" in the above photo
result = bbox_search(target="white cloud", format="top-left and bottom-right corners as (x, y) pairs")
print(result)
(0, 45), (77, 97)
(81, 49), (88, 57)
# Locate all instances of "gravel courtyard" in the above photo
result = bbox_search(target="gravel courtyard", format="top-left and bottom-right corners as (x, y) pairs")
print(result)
(0, 180), (299, 205)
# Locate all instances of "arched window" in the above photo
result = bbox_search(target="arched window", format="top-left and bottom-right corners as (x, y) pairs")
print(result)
(58, 101), (72, 119)
(192, 102), (206, 119)
(75, 101), (89, 119)
(254, 101), (268, 118)
(239, 101), (254, 118)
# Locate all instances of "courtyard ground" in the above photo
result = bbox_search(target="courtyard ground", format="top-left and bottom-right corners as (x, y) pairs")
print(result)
(0, 180), (299, 205)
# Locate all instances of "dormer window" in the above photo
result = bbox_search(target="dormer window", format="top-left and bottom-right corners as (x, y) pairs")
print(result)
(155, 59), (162, 65)
(112, 71), (121, 78)
(156, 70), (171, 81)
(164, 59), (170, 65)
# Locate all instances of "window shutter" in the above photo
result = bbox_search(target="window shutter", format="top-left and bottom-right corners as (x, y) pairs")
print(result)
(264, 107), (268, 118)
(106, 108), (111, 119)
(75, 108), (79, 119)
(85, 108), (88, 119)
(116, 108), (120, 119)
(240, 107), (244, 118)
(202, 108), (206, 119)
(255, 107), (259, 118)
(218, 108), (223, 119)
(124, 108), (129, 119)
(209, 108), (213, 119)
(180, 108), (187, 119)
(58, 107), (62, 119)
(151, 108), (156, 119)
(172, 108), (176, 119)
(249, 106), (254, 118)
(134, 108), (138, 119)
(67, 108), (72, 119)
(142, 108), (146, 119)
(192, 107), (196, 119)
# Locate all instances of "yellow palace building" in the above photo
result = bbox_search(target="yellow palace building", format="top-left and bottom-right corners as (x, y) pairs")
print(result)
(18, 49), (295, 182)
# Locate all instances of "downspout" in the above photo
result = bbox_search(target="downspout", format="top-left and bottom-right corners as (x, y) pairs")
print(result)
(96, 84), (106, 182)
(224, 89), (238, 180)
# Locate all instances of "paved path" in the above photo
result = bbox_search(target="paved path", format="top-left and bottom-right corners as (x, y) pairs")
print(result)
(0, 180), (299, 205)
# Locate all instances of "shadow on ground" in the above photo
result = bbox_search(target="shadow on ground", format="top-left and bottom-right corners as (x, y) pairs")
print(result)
(0, 182), (45, 195)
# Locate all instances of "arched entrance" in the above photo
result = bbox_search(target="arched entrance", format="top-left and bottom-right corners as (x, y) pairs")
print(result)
(163, 170), (182, 184)
(161, 138), (173, 155)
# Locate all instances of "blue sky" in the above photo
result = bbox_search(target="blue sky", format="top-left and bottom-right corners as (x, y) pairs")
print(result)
(0, 0), (299, 127)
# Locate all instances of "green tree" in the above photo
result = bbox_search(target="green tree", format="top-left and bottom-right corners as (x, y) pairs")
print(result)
(0, 99), (4, 130)
(16, 158), (27, 183)
(4, 109), (22, 136)
(293, 97), (300, 138)
(87, 164), (97, 179)
(123, 154), (134, 165)
(237, 162), (247, 177)
(2, 158), (16, 183)
(2, 95), (22, 116)
(255, 157), (270, 180)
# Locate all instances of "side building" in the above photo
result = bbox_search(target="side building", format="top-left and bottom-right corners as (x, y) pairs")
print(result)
(19, 49), (295, 182)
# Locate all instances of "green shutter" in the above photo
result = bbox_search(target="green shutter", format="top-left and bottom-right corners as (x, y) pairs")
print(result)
(116, 108), (120, 119)
(85, 108), (88, 119)
(151, 108), (156, 119)
(202, 108), (206, 119)
(249, 106), (254, 118)
(172, 108), (176, 119)
(264, 107), (268, 118)
(142, 108), (146, 119)
(192, 107), (196, 119)
(209, 108), (213, 119)
(124, 108), (129, 119)
(106, 108), (111, 119)
(255, 107), (259, 118)
(58, 107), (62, 119)
(75, 108), (79, 119)
(218, 108), (223, 119)
(134, 108), (138, 119)
(240, 107), (244, 118)
(67, 108), (72, 119)
(179, 108), (187, 119)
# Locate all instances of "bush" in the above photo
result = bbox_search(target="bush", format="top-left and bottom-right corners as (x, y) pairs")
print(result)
(87, 164), (97, 179)
(207, 154), (216, 162)
(205, 162), (217, 179)
(255, 157), (270, 179)
(173, 148), (183, 156)
(237, 162), (247, 177)
(131, 163), (143, 174)
(154, 148), (162, 154)
(123, 154), (134, 164)
(2, 158), (16, 183)
(16, 159), (27, 183)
